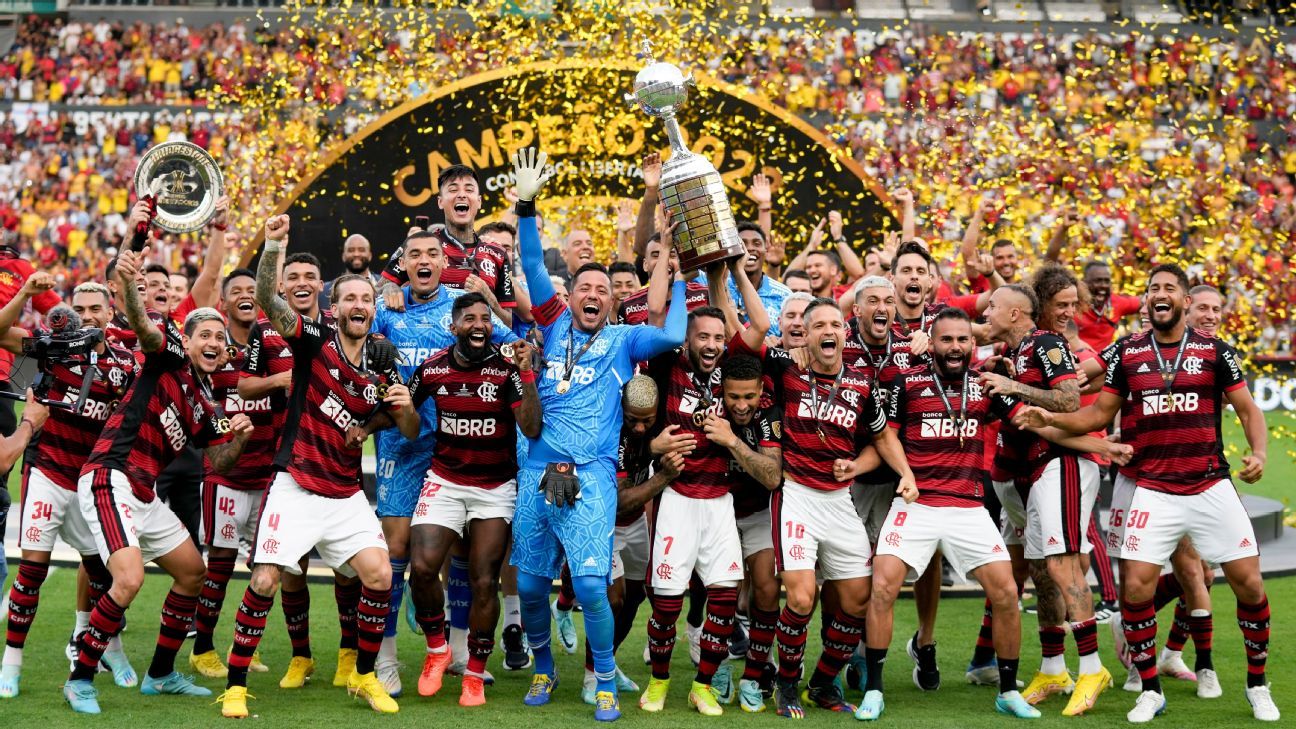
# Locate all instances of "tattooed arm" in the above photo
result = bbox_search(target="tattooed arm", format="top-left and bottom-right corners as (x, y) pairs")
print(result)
(981, 372), (1080, 413)
(113, 247), (165, 353)
(205, 414), (253, 474)
(257, 215), (301, 338)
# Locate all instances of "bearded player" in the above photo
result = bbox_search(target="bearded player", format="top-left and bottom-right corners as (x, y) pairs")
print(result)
(1016, 264), (1277, 723)
(404, 294), (540, 707)
(215, 215), (419, 718)
(509, 147), (686, 721)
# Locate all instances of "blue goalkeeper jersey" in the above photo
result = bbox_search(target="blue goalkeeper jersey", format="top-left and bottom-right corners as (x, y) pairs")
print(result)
(517, 213), (685, 468)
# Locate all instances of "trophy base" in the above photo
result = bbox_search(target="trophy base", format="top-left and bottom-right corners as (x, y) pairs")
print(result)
(679, 244), (745, 272)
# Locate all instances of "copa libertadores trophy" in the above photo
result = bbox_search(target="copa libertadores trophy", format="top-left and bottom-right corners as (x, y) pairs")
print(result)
(627, 42), (745, 271)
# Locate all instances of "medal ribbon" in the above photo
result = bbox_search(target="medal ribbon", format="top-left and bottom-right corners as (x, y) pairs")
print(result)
(561, 325), (603, 389)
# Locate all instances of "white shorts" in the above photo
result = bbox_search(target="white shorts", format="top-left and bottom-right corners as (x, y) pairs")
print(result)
(251, 472), (387, 578)
(1119, 479), (1259, 566)
(19, 467), (96, 555)
(993, 479), (1027, 547)
(649, 488), (743, 593)
(774, 480), (872, 580)
(78, 469), (191, 564)
(1106, 472), (1137, 553)
(410, 472), (516, 537)
(1024, 457), (1100, 560)
(201, 482), (265, 550)
(875, 499), (1010, 579)
(612, 513), (650, 581)
(736, 508), (774, 559)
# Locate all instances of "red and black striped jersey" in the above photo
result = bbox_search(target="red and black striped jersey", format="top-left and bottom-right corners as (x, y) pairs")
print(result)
(644, 349), (732, 499)
(30, 342), (137, 492)
(1101, 328), (1246, 495)
(887, 365), (1021, 507)
(382, 228), (515, 308)
(844, 323), (922, 487)
(732, 338), (885, 492)
(992, 329), (1081, 483)
(82, 315), (232, 502)
(892, 297), (979, 336)
(616, 281), (709, 326)
(105, 310), (137, 351)
(273, 318), (401, 498)
(616, 427), (654, 527)
(730, 398), (781, 518)
(408, 345), (525, 488)
(240, 312), (335, 437)
(204, 336), (278, 492)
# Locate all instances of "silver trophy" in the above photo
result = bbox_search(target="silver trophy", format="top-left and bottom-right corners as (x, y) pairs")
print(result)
(627, 42), (745, 272)
(133, 141), (224, 234)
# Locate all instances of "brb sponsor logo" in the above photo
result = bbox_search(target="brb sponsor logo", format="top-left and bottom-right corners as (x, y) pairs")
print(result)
(319, 392), (358, 431)
(1141, 391), (1199, 415)
(920, 417), (978, 439)
(440, 415), (498, 437)
(796, 398), (857, 430)
(159, 404), (188, 451)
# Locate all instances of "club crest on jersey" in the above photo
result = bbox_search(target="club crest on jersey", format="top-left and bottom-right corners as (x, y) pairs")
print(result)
(478, 258), (496, 278)
(107, 367), (127, 388)
(478, 381), (498, 402)
(893, 352), (910, 369)
(363, 383), (379, 404)
(1182, 356), (1203, 375)
(839, 388), (860, 407)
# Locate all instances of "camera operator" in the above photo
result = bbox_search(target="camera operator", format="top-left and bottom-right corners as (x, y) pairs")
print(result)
(0, 389), (46, 476)
(0, 273), (140, 697)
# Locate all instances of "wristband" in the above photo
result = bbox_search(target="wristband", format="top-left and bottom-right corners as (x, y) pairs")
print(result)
(518, 369), (536, 384)
(211, 222), (228, 231)
(265, 239), (284, 252)
(513, 198), (536, 218)
(19, 419), (36, 435)
(758, 205), (771, 212)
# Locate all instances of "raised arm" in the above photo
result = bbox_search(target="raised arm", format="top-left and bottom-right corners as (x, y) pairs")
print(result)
(0, 272), (51, 353)
(633, 153), (661, 259)
(960, 196), (990, 266)
(113, 247), (164, 352)
(512, 148), (558, 308)
(188, 195), (230, 309)
(512, 340), (543, 439)
(894, 188), (916, 241)
(749, 172), (773, 237)
(644, 208), (675, 327)
(829, 211), (865, 281)
(256, 215), (302, 338)
(730, 257), (769, 350)
(1044, 209), (1080, 263)
(784, 217), (825, 274)
(615, 199), (637, 264)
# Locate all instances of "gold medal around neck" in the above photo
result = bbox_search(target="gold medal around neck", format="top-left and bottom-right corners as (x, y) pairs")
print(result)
(556, 380), (571, 394)
(500, 343), (514, 359)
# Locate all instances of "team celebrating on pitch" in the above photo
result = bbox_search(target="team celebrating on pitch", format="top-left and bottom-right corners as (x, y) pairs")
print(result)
(0, 147), (1277, 724)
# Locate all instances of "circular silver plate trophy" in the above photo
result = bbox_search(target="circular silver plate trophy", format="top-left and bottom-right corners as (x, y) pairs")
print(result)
(627, 42), (745, 272)
(132, 141), (224, 234)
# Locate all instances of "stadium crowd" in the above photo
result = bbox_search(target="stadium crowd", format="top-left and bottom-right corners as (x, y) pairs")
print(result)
(2, 14), (1295, 354)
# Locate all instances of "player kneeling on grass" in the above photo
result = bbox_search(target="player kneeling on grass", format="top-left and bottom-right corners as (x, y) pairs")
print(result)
(215, 216), (419, 718)
(405, 294), (541, 707)
(66, 248), (254, 715)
